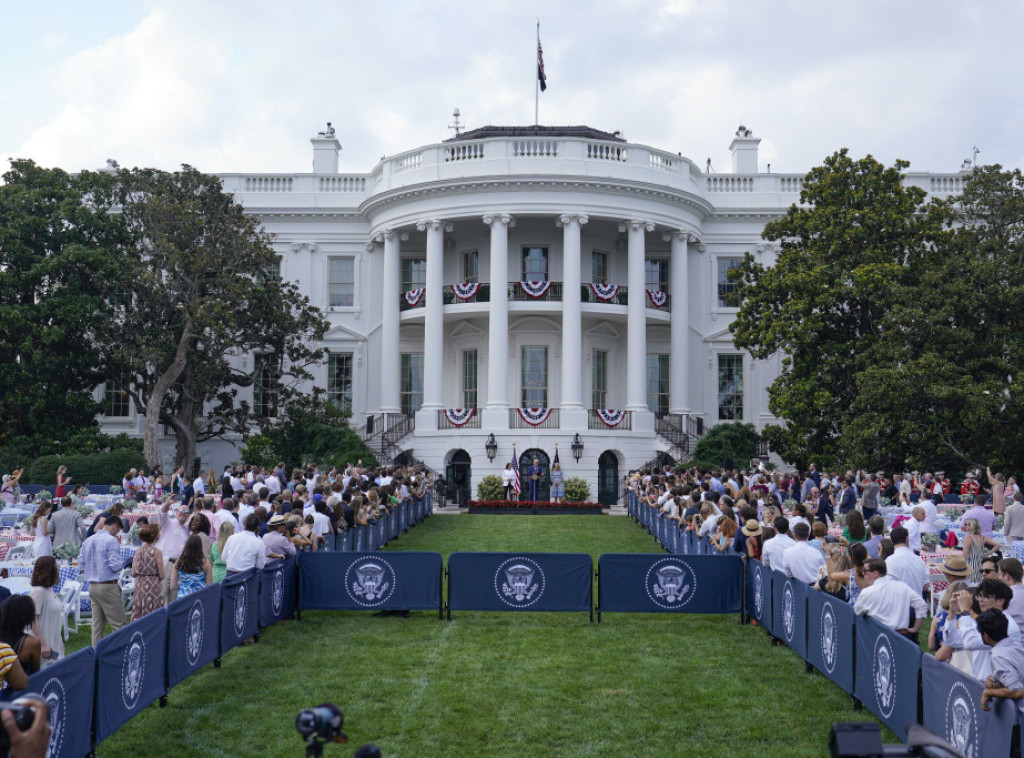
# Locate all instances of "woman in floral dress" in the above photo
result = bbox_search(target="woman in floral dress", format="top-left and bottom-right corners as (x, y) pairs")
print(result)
(131, 523), (164, 620)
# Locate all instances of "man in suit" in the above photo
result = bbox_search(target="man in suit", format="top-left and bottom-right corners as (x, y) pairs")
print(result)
(527, 458), (543, 502)
(838, 476), (858, 515)
(49, 496), (86, 548)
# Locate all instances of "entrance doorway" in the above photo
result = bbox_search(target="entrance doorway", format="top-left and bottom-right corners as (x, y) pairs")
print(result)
(597, 451), (619, 507)
(446, 450), (472, 506)
(518, 448), (550, 502)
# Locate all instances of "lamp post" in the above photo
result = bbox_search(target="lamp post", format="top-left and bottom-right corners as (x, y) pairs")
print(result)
(571, 433), (584, 463)
(485, 434), (498, 462)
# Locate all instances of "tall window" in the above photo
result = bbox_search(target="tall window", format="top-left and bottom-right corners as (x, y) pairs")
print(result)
(646, 354), (669, 415)
(462, 350), (478, 409)
(522, 246), (548, 281)
(718, 355), (744, 420)
(717, 257), (742, 307)
(104, 381), (130, 417)
(401, 354), (424, 416)
(328, 353), (353, 413)
(254, 353), (280, 418)
(259, 256), (283, 283)
(645, 259), (669, 292)
(592, 251), (609, 284)
(521, 347), (548, 407)
(328, 258), (355, 307)
(402, 258), (427, 292)
(462, 251), (479, 284)
(592, 350), (608, 409)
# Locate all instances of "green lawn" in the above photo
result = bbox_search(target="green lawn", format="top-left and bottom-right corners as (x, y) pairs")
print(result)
(84, 514), (896, 756)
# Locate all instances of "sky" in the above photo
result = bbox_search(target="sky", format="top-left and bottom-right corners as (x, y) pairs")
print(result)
(1, 1), (1021, 177)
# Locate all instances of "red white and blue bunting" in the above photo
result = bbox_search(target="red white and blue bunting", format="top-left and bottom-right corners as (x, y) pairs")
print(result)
(404, 289), (425, 307)
(646, 289), (668, 308)
(519, 281), (551, 299)
(595, 409), (626, 428)
(443, 408), (475, 427)
(589, 283), (620, 301)
(517, 407), (552, 426)
(452, 282), (481, 301)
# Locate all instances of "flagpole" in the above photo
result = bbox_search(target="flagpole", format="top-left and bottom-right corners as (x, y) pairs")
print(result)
(535, 19), (540, 126)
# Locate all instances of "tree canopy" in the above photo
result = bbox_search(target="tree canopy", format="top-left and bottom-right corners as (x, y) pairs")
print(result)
(691, 422), (761, 471)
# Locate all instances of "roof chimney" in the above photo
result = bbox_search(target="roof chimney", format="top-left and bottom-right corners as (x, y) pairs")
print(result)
(729, 125), (760, 174)
(311, 122), (341, 174)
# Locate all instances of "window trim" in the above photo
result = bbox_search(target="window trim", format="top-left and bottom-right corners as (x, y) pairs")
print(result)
(714, 254), (743, 311)
(462, 250), (479, 285)
(521, 245), (549, 282)
(646, 353), (669, 415)
(520, 345), (549, 408)
(327, 352), (354, 414)
(717, 353), (744, 421)
(400, 353), (425, 417)
(401, 256), (428, 293)
(327, 254), (360, 312)
(462, 349), (478, 409)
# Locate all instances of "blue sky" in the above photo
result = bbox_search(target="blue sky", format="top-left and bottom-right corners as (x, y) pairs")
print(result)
(2, 1), (1020, 176)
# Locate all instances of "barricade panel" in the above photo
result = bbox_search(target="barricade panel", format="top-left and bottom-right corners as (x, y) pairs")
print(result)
(598, 554), (743, 614)
(449, 552), (592, 612)
(771, 571), (808, 658)
(806, 589), (856, 694)
(17, 647), (95, 758)
(854, 615), (922, 741)
(746, 560), (772, 631)
(94, 607), (167, 745)
(219, 568), (260, 654)
(921, 653), (1016, 758)
(260, 555), (297, 628)
(167, 582), (222, 689)
(298, 551), (442, 611)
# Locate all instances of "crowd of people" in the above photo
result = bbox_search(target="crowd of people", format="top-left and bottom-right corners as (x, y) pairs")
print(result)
(628, 462), (1024, 714)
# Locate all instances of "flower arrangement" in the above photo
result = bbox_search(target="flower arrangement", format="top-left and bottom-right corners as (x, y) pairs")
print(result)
(80, 486), (91, 497)
(35, 489), (52, 503)
(563, 477), (591, 503)
(921, 532), (941, 551)
(54, 542), (80, 561)
(960, 494), (974, 504)
(878, 496), (891, 507)
(122, 499), (138, 512)
(109, 485), (122, 495)
(127, 522), (142, 542)
(467, 500), (603, 510)
(782, 498), (798, 511)
(944, 507), (966, 521)
(75, 502), (94, 518)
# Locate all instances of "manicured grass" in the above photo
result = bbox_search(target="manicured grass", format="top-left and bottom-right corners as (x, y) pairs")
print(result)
(85, 515), (896, 756)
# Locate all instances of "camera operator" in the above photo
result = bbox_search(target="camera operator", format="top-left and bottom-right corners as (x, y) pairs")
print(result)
(1, 697), (50, 758)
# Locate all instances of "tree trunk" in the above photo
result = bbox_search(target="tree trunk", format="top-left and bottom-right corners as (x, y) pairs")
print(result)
(143, 322), (193, 468)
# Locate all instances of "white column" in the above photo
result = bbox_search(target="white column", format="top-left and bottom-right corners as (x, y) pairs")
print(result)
(483, 214), (514, 429)
(666, 231), (691, 416)
(418, 219), (448, 417)
(622, 220), (654, 413)
(559, 214), (588, 429)
(379, 230), (402, 414)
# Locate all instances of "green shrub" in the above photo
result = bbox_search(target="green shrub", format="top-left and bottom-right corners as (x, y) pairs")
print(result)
(563, 477), (590, 503)
(476, 474), (505, 501)
(29, 448), (148, 486)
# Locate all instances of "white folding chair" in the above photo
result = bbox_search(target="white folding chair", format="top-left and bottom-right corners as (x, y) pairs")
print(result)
(927, 574), (946, 617)
(5, 544), (32, 562)
(59, 580), (82, 640)
(118, 568), (135, 613)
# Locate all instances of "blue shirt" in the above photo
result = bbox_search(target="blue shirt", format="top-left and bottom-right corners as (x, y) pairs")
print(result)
(80, 531), (122, 582)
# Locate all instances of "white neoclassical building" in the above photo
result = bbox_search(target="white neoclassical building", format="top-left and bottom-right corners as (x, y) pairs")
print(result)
(99, 123), (971, 504)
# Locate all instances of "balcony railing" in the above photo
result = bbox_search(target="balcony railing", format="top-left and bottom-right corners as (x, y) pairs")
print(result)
(508, 282), (563, 302)
(581, 284), (628, 305)
(587, 410), (633, 430)
(437, 409), (482, 429)
(443, 283), (490, 305)
(400, 282), (674, 311)
(399, 289), (426, 311)
(643, 286), (671, 311)
(509, 408), (560, 429)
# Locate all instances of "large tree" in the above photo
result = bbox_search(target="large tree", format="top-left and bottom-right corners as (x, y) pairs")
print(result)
(103, 166), (329, 469)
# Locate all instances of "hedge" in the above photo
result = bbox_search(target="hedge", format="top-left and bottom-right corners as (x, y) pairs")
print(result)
(29, 448), (148, 487)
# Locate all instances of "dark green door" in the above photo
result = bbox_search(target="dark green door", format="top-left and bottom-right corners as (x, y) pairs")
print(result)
(597, 451), (619, 507)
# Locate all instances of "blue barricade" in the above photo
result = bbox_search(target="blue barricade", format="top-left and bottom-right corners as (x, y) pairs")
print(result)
(21, 647), (95, 758)
(260, 555), (298, 628)
(746, 560), (772, 630)
(354, 526), (367, 551)
(598, 554), (743, 614)
(771, 571), (808, 659)
(298, 551), (442, 611)
(220, 568), (260, 654)
(854, 615), (922, 741)
(678, 530), (694, 556)
(449, 552), (593, 612)
(806, 589), (856, 694)
(375, 518), (385, 548)
(167, 582), (222, 689)
(94, 607), (167, 745)
(921, 653), (1016, 757)
(340, 529), (353, 551)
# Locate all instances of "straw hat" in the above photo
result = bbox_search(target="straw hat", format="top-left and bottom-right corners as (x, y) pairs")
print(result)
(940, 556), (972, 577)
(741, 519), (763, 537)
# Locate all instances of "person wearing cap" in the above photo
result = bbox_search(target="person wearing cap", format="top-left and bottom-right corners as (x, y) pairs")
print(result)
(263, 514), (296, 559)
(939, 555), (974, 586)
(937, 471), (951, 496)
(80, 516), (128, 646)
(961, 472), (980, 497)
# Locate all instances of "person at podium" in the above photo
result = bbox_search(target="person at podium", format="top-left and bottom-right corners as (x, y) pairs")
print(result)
(527, 458), (543, 502)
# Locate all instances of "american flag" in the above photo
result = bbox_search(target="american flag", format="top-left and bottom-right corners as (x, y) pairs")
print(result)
(511, 451), (521, 495)
(537, 40), (547, 92)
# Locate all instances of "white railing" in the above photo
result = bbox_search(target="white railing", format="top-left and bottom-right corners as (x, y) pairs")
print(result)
(929, 176), (965, 194)
(513, 140), (558, 157)
(588, 143), (627, 161)
(779, 176), (804, 193)
(445, 142), (485, 162)
(318, 176), (367, 192)
(394, 152), (422, 172)
(706, 176), (755, 192)
(244, 176), (293, 193)
(649, 153), (674, 171)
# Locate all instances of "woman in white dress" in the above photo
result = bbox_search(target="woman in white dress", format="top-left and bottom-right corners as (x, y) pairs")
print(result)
(31, 502), (53, 558)
(29, 556), (64, 667)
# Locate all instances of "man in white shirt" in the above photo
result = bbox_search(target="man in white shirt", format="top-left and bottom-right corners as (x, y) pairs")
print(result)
(192, 473), (206, 496)
(945, 581), (1020, 682)
(263, 473), (281, 499)
(854, 559), (927, 641)
(237, 494), (256, 523)
(221, 514), (267, 574)
(782, 522), (826, 584)
(904, 507), (924, 553)
(761, 517), (796, 573)
(978, 610), (1024, 715)
(885, 526), (927, 598)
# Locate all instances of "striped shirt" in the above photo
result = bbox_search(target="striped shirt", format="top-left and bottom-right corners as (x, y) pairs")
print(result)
(0, 642), (17, 684)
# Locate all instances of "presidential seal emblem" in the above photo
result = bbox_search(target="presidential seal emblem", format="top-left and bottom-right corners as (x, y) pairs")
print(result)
(872, 635), (896, 718)
(752, 568), (764, 619)
(41, 677), (66, 757)
(272, 567), (284, 616)
(645, 558), (696, 610)
(233, 584), (247, 637)
(945, 681), (977, 758)
(821, 602), (837, 674)
(121, 631), (146, 710)
(782, 582), (795, 641)
(495, 557), (545, 608)
(186, 601), (204, 666)
(344, 557), (397, 607)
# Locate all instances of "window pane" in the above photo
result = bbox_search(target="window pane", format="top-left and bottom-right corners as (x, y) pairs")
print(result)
(254, 354), (279, 418)
(401, 354), (424, 416)
(463, 251), (478, 284)
(328, 353), (353, 413)
(592, 350), (607, 409)
(718, 355), (744, 420)
(592, 252), (608, 284)
(402, 259), (427, 291)
(645, 260), (669, 291)
(717, 258), (742, 307)
(521, 346), (548, 407)
(522, 247), (548, 281)
(462, 350), (478, 409)
(105, 381), (130, 417)
(646, 354), (669, 415)
(329, 258), (354, 307)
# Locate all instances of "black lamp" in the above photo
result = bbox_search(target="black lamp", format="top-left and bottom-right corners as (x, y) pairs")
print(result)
(571, 433), (584, 462)
(485, 434), (498, 462)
